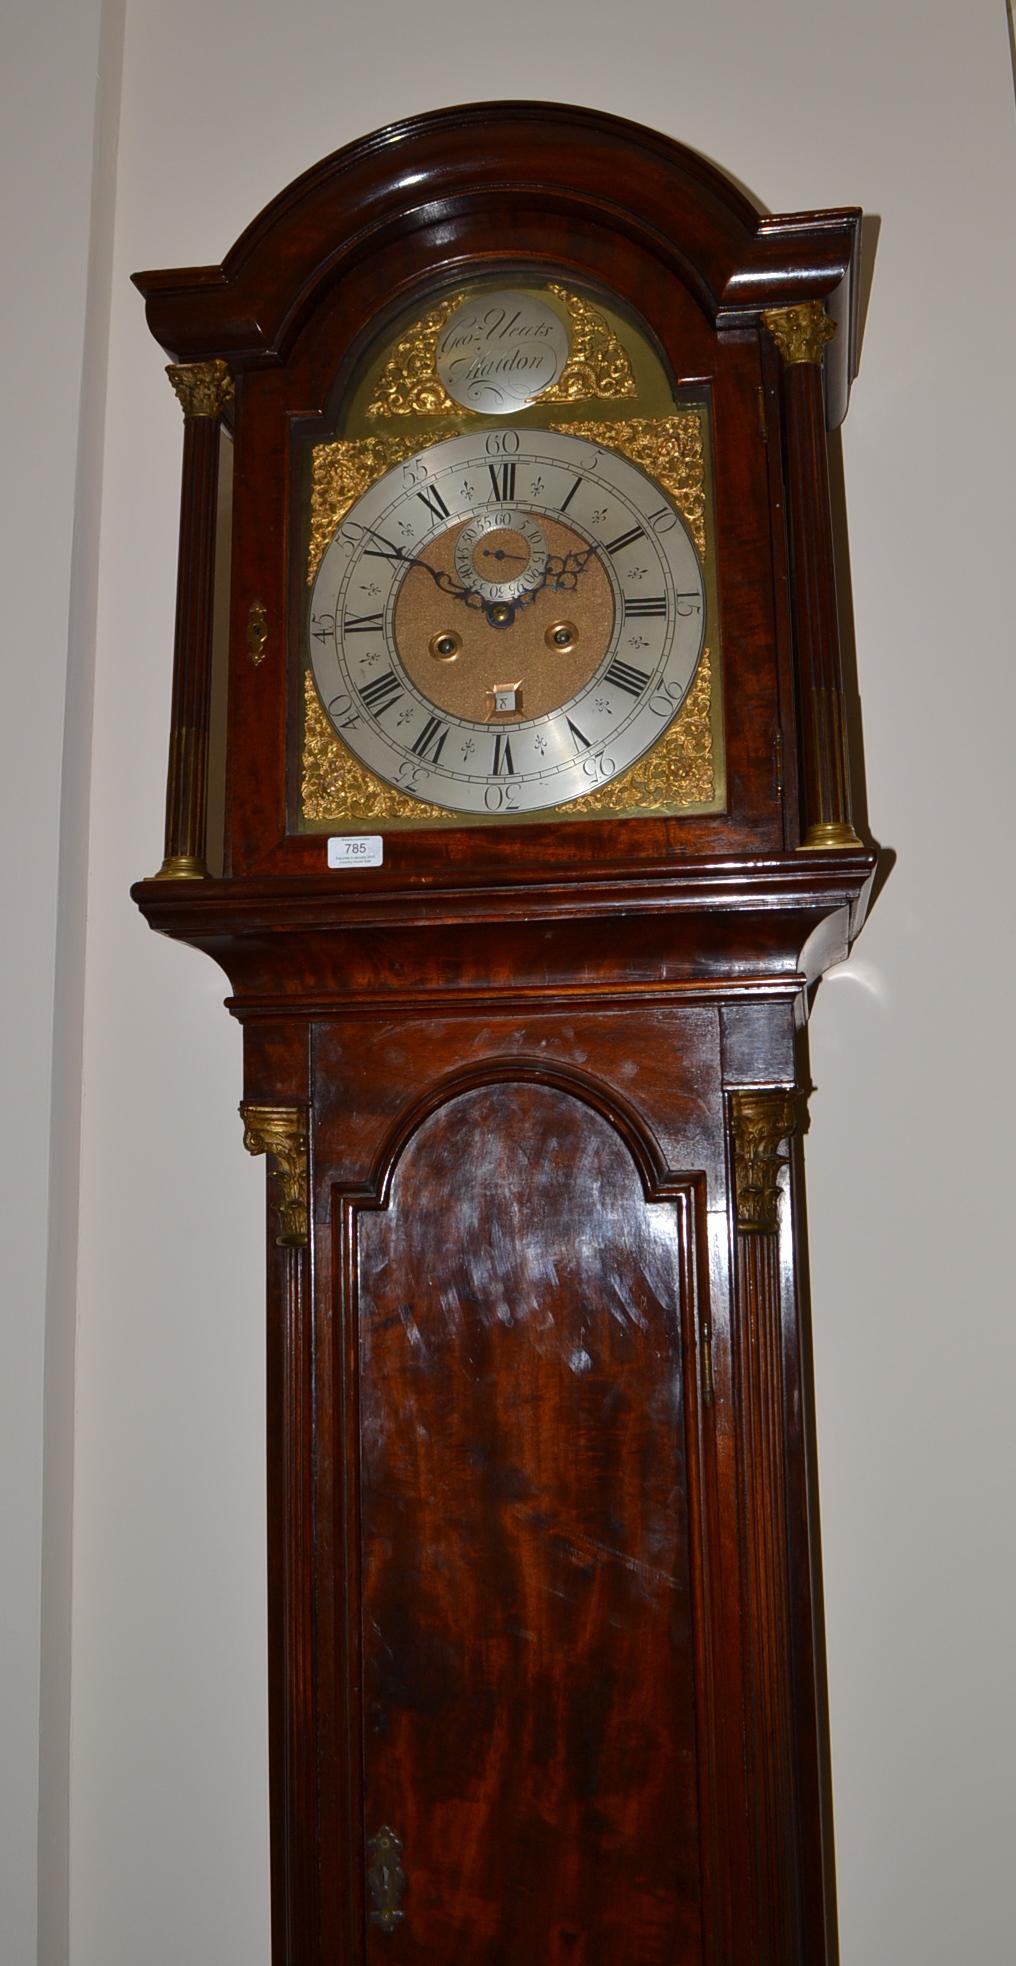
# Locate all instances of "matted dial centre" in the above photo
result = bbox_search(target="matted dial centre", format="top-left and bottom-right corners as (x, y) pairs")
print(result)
(395, 515), (614, 723)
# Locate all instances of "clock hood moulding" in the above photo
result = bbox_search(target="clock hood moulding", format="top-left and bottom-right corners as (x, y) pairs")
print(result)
(132, 100), (861, 428)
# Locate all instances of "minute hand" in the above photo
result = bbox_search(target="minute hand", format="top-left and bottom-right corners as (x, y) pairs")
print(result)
(355, 524), (486, 610)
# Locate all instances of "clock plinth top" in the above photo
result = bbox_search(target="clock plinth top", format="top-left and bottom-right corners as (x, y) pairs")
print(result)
(133, 100), (861, 426)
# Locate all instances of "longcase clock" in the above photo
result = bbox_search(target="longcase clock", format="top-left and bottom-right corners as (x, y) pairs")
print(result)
(132, 102), (876, 1966)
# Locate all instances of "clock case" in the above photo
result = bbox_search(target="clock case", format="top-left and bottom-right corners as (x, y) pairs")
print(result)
(133, 103), (875, 1966)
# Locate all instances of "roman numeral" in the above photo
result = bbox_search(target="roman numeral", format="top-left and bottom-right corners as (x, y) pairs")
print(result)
(343, 611), (384, 634)
(361, 532), (403, 561)
(604, 657), (651, 697)
(560, 475), (582, 514)
(491, 733), (516, 776)
(411, 716), (449, 764)
(416, 483), (449, 523)
(360, 669), (403, 715)
(623, 595), (668, 618)
(487, 460), (516, 502)
(565, 718), (590, 749)
(605, 524), (645, 556)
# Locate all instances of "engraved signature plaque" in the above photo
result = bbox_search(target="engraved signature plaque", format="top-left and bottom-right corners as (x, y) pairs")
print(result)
(436, 290), (569, 412)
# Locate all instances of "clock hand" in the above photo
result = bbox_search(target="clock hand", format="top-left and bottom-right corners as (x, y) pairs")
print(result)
(353, 523), (485, 610)
(351, 523), (595, 624)
(486, 542), (595, 617)
(458, 542), (598, 624)
(543, 543), (598, 592)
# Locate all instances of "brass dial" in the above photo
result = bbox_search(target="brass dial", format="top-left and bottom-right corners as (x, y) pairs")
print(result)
(308, 427), (705, 817)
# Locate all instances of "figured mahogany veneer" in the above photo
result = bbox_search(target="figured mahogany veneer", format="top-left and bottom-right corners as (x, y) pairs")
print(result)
(133, 102), (877, 1966)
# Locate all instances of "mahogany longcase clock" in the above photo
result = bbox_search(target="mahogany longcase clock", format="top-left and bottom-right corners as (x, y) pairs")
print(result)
(132, 103), (876, 1966)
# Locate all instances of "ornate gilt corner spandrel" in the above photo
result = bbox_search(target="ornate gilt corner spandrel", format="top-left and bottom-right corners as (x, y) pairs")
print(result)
(166, 357), (235, 419)
(730, 1089), (805, 1235)
(240, 1103), (309, 1248)
(364, 282), (636, 420)
(762, 300), (836, 368)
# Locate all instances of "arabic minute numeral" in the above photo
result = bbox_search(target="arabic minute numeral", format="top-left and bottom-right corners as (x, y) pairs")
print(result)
(326, 691), (360, 732)
(604, 656), (651, 698)
(623, 594), (668, 619)
(648, 504), (678, 535)
(311, 613), (334, 643)
(650, 678), (686, 717)
(484, 781), (520, 811)
(676, 591), (702, 617)
(344, 611), (384, 634)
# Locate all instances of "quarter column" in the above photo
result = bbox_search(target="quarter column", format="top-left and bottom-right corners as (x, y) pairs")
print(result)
(729, 1086), (806, 1963)
(764, 301), (862, 851)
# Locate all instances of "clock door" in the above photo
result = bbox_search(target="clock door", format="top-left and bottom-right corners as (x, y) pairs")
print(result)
(348, 1076), (706, 1963)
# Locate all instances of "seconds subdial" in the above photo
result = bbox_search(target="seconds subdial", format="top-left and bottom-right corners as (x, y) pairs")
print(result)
(453, 511), (548, 604)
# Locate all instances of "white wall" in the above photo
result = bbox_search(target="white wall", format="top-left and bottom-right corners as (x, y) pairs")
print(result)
(1, 5), (112, 1962)
(20, 2), (1014, 1962)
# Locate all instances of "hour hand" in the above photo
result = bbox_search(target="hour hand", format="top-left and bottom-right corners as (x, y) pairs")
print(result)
(501, 542), (595, 613)
(543, 543), (598, 594)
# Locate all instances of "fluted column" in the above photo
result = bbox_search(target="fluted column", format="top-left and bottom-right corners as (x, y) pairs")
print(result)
(240, 1102), (315, 1958)
(152, 358), (233, 878)
(730, 1087), (806, 1963)
(764, 301), (862, 851)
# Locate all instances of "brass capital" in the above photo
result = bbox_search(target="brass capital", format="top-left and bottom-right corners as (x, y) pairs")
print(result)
(730, 1088), (805, 1234)
(240, 1103), (309, 1248)
(166, 357), (234, 419)
(762, 300), (836, 368)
